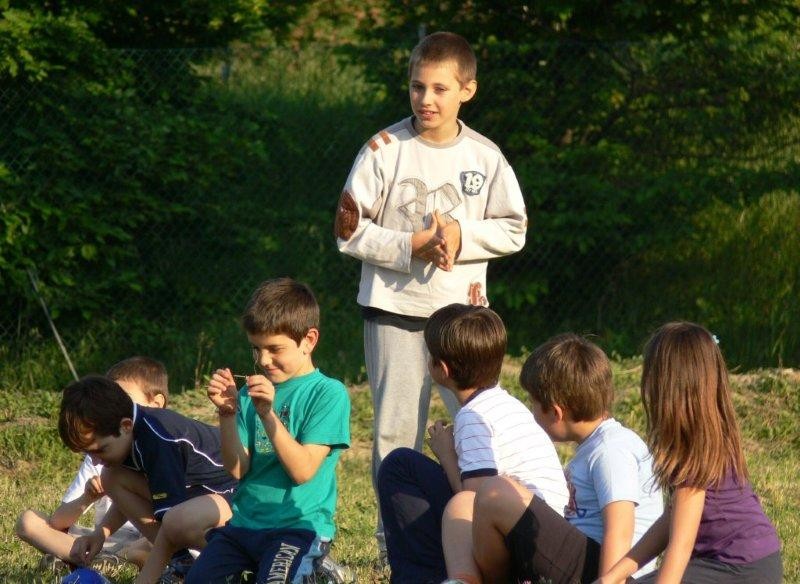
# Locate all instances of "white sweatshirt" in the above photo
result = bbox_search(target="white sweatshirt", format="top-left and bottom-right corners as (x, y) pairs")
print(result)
(337, 117), (527, 317)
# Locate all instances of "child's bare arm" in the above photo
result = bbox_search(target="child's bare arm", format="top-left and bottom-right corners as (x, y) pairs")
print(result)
(428, 420), (461, 492)
(49, 484), (103, 531)
(49, 476), (104, 531)
(208, 368), (250, 477)
(654, 487), (704, 583)
(598, 500), (636, 575)
(595, 507), (671, 583)
(248, 375), (331, 484)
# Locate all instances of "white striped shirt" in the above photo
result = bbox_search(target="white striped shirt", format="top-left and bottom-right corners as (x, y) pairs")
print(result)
(455, 385), (569, 514)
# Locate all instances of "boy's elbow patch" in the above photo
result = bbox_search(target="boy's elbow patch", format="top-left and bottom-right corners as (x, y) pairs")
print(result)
(334, 190), (359, 240)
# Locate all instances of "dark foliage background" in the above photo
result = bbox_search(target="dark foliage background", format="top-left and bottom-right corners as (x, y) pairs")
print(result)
(2, 1), (799, 391)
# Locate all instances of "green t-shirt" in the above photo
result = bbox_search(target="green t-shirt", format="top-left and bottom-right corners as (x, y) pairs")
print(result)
(229, 369), (351, 538)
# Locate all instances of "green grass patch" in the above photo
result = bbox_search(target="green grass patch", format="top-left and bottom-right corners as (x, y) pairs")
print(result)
(1, 360), (797, 582)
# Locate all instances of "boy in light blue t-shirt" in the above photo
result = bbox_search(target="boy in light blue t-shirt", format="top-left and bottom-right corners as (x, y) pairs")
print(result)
(444, 333), (662, 583)
(188, 278), (351, 584)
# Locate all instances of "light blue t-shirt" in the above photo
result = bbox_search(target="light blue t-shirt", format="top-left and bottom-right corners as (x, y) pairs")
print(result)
(229, 369), (351, 538)
(565, 418), (663, 576)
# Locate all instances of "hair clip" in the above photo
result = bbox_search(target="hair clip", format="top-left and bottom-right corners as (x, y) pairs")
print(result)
(712, 334), (720, 345)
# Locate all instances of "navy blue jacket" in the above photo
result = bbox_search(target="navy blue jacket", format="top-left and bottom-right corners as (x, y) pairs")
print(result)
(123, 404), (237, 520)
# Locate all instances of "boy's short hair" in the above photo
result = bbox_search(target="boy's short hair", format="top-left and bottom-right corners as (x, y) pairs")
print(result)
(520, 333), (613, 422)
(106, 356), (169, 405)
(242, 277), (320, 343)
(58, 375), (133, 452)
(424, 303), (506, 390)
(408, 31), (477, 86)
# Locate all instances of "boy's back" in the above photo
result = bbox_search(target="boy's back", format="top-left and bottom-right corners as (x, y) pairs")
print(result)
(455, 385), (569, 514)
(228, 368), (350, 538)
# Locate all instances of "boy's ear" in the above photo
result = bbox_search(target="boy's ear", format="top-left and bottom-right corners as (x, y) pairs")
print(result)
(460, 79), (477, 104)
(150, 394), (167, 409)
(437, 359), (452, 380)
(120, 417), (134, 434)
(551, 404), (566, 423)
(300, 327), (320, 355)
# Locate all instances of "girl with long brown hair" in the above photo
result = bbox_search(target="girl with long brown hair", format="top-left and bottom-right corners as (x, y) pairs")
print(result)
(598, 322), (782, 583)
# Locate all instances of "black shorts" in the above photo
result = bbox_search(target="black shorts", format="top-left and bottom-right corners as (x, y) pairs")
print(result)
(505, 495), (601, 584)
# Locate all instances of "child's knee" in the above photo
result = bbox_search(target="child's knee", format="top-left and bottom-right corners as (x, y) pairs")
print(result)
(474, 475), (519, 514)
(15, 509), (44, 539)
(160, 507), (189, 539)
(377, 447), (422, 486)
(160, 507), (206, 546)
(444, 490), (476, 521)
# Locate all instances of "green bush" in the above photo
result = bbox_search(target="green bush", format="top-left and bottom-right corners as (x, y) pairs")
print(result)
(604, 191), (800, 368)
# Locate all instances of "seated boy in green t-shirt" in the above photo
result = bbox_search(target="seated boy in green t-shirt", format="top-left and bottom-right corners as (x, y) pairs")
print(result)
(187, 278), (351, 583)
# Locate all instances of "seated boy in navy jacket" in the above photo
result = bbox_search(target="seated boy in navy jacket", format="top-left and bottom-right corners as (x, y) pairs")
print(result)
(58, 375), (237, 583)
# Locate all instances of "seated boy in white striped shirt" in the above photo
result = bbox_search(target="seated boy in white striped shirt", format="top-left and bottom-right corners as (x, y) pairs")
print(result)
(376, 303), (569, 584)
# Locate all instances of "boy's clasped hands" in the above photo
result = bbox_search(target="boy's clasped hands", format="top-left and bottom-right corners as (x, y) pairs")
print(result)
(411, 210), (461, 271)
(207, 368), (275, 418)
(427, 419), (456, 462)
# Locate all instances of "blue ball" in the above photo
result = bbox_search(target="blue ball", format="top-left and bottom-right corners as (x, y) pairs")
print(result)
(61, 567), (112, 584)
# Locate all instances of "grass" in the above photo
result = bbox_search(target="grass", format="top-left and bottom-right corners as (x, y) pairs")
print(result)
(0, 359), (797, 582)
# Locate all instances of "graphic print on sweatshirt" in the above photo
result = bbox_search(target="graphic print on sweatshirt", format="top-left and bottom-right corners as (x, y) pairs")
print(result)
(396, 178), (462, 231)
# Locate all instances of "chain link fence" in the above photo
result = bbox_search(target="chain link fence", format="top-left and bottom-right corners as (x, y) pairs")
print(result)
(2, 41), (798, 387)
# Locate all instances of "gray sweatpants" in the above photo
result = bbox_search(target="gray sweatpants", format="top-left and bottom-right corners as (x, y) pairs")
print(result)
(364, 319), (460, 540)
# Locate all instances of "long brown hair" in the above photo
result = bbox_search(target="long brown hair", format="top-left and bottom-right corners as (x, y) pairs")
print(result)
(641, 322), (747, 490)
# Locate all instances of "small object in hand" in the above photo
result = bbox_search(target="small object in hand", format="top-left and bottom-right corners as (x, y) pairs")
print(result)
(233, 374), (248, 380)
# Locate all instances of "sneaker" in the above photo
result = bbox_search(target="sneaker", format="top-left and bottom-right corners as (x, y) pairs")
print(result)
(89, 551), (123, 573)
(37, 553), (71, 576)
(158, 549), (196, 583)
(377, 546), (388, 570)
(312, 554), (356, 583)
(157, 565), (185, 584)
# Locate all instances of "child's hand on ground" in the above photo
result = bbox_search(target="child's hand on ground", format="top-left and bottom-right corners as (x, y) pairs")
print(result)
(427, 419), (456, 462)
(207, 368), (238, 415)
(70, 530), (104, 566)
(247, 375), (276, 420)
(411, 216), (449, 268)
